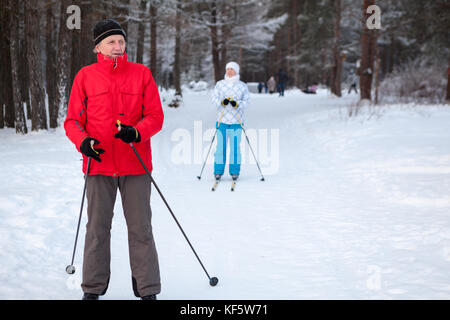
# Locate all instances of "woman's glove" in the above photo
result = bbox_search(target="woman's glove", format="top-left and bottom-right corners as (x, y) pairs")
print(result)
(221, 98), (230, 106)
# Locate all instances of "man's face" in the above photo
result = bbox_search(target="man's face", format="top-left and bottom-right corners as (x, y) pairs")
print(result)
(226, 68), (236, 77)
(96, 34), (126, 58)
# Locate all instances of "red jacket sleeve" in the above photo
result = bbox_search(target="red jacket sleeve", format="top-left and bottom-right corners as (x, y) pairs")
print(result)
(64, 70), (88, 152)
(134, 68), (164, 142)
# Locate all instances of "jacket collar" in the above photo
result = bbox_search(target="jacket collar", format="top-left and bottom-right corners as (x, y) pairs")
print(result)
(224, 74), (240, 83)
(96, 51), (128, 73)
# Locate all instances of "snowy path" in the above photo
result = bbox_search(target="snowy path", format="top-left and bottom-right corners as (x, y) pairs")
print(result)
(1, 90), (450, 299)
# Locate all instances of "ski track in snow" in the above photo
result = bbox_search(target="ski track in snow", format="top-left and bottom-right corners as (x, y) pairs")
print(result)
(1, 89), (450, 299)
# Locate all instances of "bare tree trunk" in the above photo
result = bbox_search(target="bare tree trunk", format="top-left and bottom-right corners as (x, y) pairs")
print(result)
(321, 46), (327, 86)
(446, 61), (450, 103)
(291, 0), (300, 88)
(360, 0), (375, 101)
(26, 0), (47, 131)
(174, 0), (182, 97)
(55, 0), (73, 125)
(46, 1), (58, 128)
(136, 0), (147, 64)
(1, 1), (15, 128)
(18, 1), (31, 120)
(210, 1), (221, 82)
(286, 6), (292, 85)
(374, 31), (380, 104)
(331, 0), (342, 97)
(113, 0), (131, 33)
(220, 2), (232, 72)
(274, 31), (281, 77)
(388, 35), (394, 73)
(0, 84), (2, 127)
(0, 79), (3, 128)
(104, 1), (113, 16)
(0, 2), (6, 129)
(9, 0), (27, 133)
(70, 0), (82, 94)
(4, 27), (15, 127)
(238, 40), (243, 67)
(150, 3), (158, 80)
(80, 0), (96, 67)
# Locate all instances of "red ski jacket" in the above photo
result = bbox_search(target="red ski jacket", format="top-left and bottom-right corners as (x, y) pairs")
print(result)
(64, 52), (164, 176)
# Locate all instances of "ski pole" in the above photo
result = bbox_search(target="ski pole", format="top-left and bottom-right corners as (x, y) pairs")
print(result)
(196, 110), (225, 180)
(117, 120), (219, 287)
(66, 155), (92, 275)
(234, 112), (265, 181)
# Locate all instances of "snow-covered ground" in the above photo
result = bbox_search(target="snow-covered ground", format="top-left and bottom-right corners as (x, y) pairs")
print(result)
(1, 89), (450, 299)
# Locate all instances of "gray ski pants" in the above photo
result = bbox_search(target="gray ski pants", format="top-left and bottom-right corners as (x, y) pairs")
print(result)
(81, 174), (161, 297)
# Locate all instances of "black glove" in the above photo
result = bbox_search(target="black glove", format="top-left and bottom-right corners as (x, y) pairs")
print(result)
(230, 99), (238, 108)
(114, 123), (141, 143)
(221, 98), (230, 106)
(80, 137), (105, 162)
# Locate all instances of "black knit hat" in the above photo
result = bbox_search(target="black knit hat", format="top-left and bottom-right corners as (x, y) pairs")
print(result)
(93, 19), (126, 45)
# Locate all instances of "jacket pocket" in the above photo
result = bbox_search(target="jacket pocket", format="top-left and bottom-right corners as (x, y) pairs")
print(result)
(86, 85), (109, 98)
(120, 86), (143, 122)
(85, 86), (109, 107)
(85, 86), (110, 121)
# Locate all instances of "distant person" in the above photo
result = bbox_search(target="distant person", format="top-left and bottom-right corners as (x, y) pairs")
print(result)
(257, 82), (264, 94)
(277, 68), (288, 97)
(212, 62), (250, 181)
(348, 71), (358, 94)
(267, 76), (276, 94)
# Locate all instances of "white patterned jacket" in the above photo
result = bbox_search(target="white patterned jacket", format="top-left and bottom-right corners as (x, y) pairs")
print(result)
(212, 78), (250, 125)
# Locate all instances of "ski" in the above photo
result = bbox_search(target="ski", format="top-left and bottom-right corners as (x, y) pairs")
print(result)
(231, 175), (238, 191)
(212, 179), (220, 191)
(212, 174), (223, 191)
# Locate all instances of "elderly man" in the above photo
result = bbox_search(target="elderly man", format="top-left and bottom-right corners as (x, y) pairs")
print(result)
(64, 19), (164, 300)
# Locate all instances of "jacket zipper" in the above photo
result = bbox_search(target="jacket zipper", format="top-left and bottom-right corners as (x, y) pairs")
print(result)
(112, 77), (119, 176)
